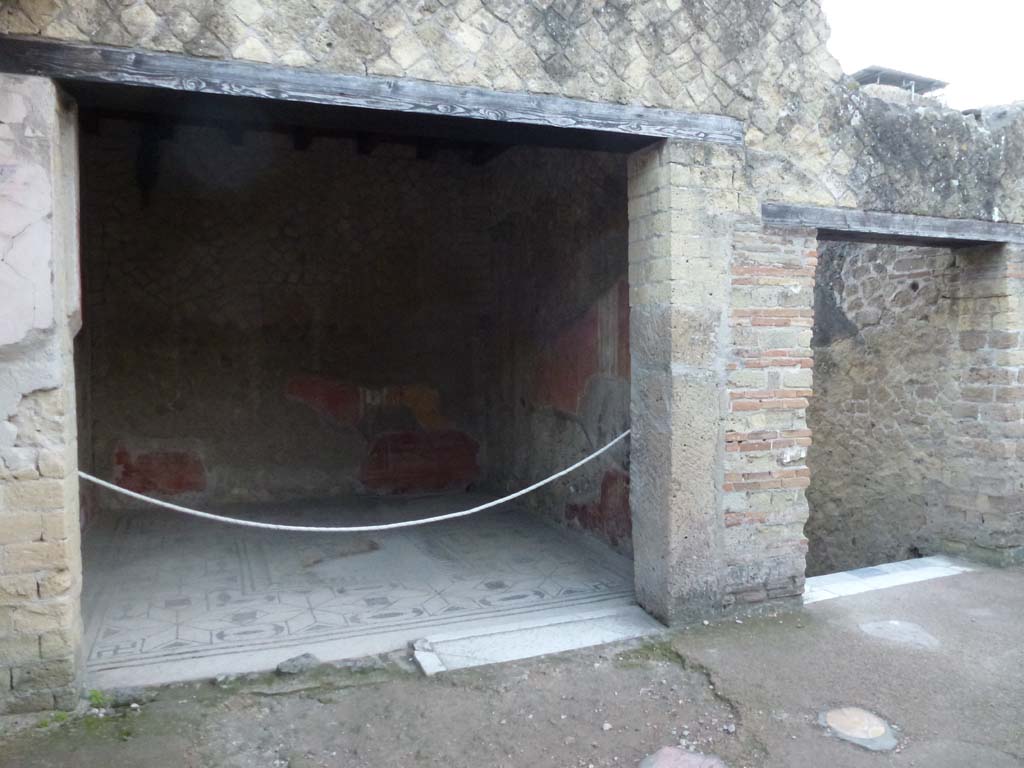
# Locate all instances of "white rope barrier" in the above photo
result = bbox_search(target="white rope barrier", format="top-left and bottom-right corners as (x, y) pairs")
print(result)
(78, 430), (630, 533)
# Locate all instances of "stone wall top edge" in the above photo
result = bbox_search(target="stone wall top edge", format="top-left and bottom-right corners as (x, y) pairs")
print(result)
(2, 0), (1022, 223)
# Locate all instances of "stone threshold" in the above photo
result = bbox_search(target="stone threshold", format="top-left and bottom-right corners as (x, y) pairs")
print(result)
(803, 555), (972, 604)
(412, 605), (664, 675)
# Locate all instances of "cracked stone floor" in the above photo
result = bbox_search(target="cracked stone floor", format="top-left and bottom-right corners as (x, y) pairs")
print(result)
(2, 556), (1021, 767)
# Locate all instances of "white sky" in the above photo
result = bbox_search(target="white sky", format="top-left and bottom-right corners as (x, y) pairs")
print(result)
(821, 0), (1024, 109)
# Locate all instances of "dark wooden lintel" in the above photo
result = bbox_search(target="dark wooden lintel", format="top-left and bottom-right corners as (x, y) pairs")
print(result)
(762, 202), (1024, 246)
(0, 35), (743, 147)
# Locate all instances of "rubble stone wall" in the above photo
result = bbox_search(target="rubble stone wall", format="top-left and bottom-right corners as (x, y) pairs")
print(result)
(807, 241), (1024, 574)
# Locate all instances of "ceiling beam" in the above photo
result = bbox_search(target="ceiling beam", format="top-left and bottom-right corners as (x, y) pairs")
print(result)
(0, 35), (744, 147)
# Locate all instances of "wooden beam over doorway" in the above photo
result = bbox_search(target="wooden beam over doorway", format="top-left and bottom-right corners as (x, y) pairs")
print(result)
(0, 35), (744, 147)
(762, 202), (1024, 247)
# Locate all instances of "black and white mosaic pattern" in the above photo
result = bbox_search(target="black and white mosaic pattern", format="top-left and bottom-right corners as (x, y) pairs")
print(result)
(83, 498), (635, 679)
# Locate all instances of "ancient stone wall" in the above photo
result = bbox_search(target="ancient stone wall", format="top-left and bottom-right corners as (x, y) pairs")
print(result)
(806, 241), (1024, 574)
(722, 224), (815, 604)
(77, 114), (629, 541)
(2, 1), (1023, 707)
(4, 1), (1023, 224)
(0, 75), (82, 713)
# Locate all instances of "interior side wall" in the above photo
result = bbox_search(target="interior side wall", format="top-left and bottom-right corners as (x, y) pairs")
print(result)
(807, 241), (1024, 574)
(77, 117), (629, 548)
(488, 161), (630, 552)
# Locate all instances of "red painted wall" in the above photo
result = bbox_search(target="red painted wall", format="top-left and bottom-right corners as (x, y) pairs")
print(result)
(565, 469), (631, 548)
(361, 430), (480, 494)
(113, 446), (207, 494)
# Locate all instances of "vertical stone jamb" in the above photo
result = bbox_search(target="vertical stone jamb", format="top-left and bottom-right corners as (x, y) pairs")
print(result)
(943, 243), (1024, 564)
(0, 74), (82, 713)
(723, 224), (817, 606)
(627, 140), (749, 623)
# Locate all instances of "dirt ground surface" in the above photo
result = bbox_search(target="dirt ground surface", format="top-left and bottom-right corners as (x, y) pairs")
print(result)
(0, 642), (756, 768)
(1, 565), (1021, 768)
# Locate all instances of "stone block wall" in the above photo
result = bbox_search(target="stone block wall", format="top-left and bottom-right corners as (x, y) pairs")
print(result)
(626, 140), (816, 620)
(627, 139), (730, 622)
(807, 241), (1024, 574)
(0, 75), (82, 713)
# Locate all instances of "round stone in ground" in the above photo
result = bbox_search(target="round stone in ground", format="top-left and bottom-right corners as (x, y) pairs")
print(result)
(638, 746), (727, 767)
(819, 707), (898, 751)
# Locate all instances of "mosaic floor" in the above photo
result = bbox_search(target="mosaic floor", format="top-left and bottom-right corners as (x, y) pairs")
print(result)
(82, 495), (636, 688)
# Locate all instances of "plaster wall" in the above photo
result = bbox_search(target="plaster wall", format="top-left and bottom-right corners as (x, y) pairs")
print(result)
(0, 75), (82, 714)
(76, 116), (630, 547)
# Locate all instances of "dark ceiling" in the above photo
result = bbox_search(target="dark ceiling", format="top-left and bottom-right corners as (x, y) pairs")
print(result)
(62, 79), (659, 161)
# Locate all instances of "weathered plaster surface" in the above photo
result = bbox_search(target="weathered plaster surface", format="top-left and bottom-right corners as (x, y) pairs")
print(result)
(0, 81), (56, 350)
(807, 242), (1024, 574)
(0, 74), (81, 714)
(488, 171), (630, 552)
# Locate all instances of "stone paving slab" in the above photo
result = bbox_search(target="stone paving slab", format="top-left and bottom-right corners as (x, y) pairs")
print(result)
(803, 555), (971, 604)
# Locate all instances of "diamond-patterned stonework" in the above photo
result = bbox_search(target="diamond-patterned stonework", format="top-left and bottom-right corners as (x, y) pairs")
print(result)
(3, 1), (1022, 222)
(0, 0), (829, 120)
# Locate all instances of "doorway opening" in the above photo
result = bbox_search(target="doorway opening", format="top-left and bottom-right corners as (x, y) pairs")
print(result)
(70, 83), (639, 687)
(806, 239), (1018, 577)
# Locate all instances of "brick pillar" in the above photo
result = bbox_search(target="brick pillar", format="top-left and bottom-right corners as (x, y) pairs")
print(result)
(0, 75), (82, 713)
(722, 225), (816, 606)
(628, 140), (816, 622)
(627, 140), (751, 622)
